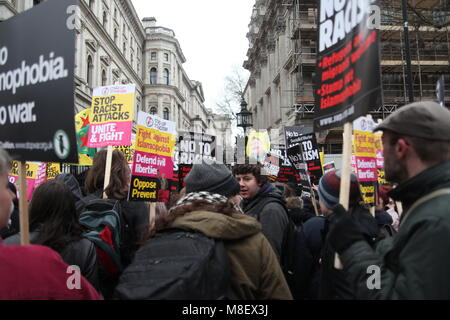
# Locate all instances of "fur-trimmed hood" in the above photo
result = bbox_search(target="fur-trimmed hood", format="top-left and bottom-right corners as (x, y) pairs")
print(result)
(168, 202), (262, 240)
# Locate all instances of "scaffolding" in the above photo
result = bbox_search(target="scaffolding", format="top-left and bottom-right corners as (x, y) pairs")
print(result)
(289, 0), (450, 124)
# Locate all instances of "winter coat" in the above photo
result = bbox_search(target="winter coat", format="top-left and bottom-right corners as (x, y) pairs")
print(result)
(4, 230), (99, 289)
(241, 183), (289, 261)
(55, 173), (84, 202)
(0, 239), (100, 300)
(167, 208), (293, 300)
(301, 215), (326, 299)
(339, 159), (450, 299)
(320, 204), (379, 300)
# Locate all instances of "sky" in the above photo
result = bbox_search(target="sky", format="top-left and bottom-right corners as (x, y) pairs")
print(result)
(131, 0), (254, 112)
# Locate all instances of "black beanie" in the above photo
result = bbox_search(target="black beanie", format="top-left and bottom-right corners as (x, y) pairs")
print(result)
(184, 163), (240, 198)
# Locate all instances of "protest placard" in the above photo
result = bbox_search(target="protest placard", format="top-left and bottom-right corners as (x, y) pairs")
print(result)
(9, 161), (46, 201)
(129, 111), (176, 201)
(114, 133), (135, 171)
(0, 0), (78, 163)
(75, 108), (96, 166)
(46, 162), (61, 180)
(87, 84), (135, 148)
(314, 0), (382, 131)
(298, 133), (323, 185)
(178, 131), (216, 165)
(284, 126), (312, 149)
(174, 132), (216, 189)
(353, 116), (377, 206)
(246, 130), (270, 162)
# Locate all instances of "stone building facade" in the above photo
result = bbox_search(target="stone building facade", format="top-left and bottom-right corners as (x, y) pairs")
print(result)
(0, 0), (231, 138)
(243, 0), (450, 155)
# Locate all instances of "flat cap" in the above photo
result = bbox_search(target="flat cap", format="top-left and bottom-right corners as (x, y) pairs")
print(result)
(373, 101), (450, 141)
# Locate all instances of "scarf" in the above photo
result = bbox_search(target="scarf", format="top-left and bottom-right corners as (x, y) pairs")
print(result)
(169, 191), (243, 214)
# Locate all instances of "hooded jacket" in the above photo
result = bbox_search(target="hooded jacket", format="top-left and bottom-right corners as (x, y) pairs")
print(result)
(169, 208), (292, 300)
(242, 183), (289, 261)
(340, 160), (450, 299)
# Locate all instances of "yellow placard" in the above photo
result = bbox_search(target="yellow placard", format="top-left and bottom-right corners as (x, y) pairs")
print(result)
(90, 93), (134, 124)
(46, 163), (61, 180)
(135, 126), (176, 157)
(353, 130), (376, 158)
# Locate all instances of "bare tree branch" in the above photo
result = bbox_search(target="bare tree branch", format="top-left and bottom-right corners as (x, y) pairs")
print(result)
(215, 66), (249, 119)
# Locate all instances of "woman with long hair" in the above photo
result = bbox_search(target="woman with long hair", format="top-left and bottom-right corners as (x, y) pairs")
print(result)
(4, 180), (99, 289)
(82, 149), (149, 266)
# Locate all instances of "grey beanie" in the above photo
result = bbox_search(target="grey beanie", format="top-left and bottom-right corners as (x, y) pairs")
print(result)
(184, 163), (240, 198)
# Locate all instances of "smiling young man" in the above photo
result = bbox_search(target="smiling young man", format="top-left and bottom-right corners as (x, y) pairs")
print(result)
(233, 163), (289, 261)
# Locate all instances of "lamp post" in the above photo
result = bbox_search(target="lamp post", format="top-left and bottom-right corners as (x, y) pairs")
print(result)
(236, 97), (253, 137)
(236, 97), (253, 164)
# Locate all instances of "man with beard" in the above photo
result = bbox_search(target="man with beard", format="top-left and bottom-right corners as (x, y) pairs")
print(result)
(326, 101), (450, 299)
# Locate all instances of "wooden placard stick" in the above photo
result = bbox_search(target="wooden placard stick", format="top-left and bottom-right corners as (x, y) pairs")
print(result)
(149, 202), (156, 232)
(396, 201), (403, 216)
(18, 161), (29, 245)
(335, 121), (353, 269)
(103, 145), (113, 199)
(310, 185), (320, 216)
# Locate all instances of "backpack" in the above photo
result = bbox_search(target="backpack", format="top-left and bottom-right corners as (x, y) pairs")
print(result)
(79, 198), (124, 276)
(252, 197), (305, 297)
(113, 227), (233, 300)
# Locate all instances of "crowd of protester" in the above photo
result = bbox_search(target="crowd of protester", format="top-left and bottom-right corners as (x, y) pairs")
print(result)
(1, 100), (450, 299)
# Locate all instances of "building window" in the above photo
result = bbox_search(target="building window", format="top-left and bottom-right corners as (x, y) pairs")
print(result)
(163, 68), (169, 85)
(151, 52), (157, 60)
(114, 28), (118, 43)
(150, 68), (157, 84)
(101, 69), (107, 86)
(87, 55), (93, 87)
(164, 53), (169, 62)
(130, 53), (134, 67)
(150, 106), (157, 115)
(88, 0), (94, 10)
(114, 7), (117, 20)
(123, 42), (126, 56)
(102, 11), (108, 28)
(163, 108), (169, 120)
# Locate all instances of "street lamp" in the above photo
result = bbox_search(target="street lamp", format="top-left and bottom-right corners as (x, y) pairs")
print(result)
(236, 97), (253, 137)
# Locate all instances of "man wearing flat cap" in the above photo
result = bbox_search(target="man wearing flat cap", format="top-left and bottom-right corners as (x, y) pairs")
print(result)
(326, 101), (450, 299)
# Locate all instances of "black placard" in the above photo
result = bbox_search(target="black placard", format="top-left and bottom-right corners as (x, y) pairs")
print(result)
(129, 176), (160, 202)
(314, 0), (382, 131)
(0, 0), (78, 162)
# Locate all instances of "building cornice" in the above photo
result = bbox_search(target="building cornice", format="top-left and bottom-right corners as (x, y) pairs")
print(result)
(145, 31), (187, 63)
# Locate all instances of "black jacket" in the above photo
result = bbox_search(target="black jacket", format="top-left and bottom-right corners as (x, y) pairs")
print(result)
(241, 183), (289, 261)
(4, 231), (99, 289)
(319, 204), (379, 300)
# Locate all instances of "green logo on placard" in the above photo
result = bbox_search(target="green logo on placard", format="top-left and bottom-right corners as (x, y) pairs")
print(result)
(54, 130), (70, 159)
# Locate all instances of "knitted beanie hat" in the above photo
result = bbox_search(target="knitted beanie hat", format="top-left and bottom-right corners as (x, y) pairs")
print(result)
(184, 163), (240, 198)
(317, 169), (361, 210)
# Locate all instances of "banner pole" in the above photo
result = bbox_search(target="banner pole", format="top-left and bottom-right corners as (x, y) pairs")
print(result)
(335, 121), (353, 269)
(18, 161), (30, 245)
(103, 145), (113, 199)
(149, 202), (156, 232)
(310, 186), (320, 216)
